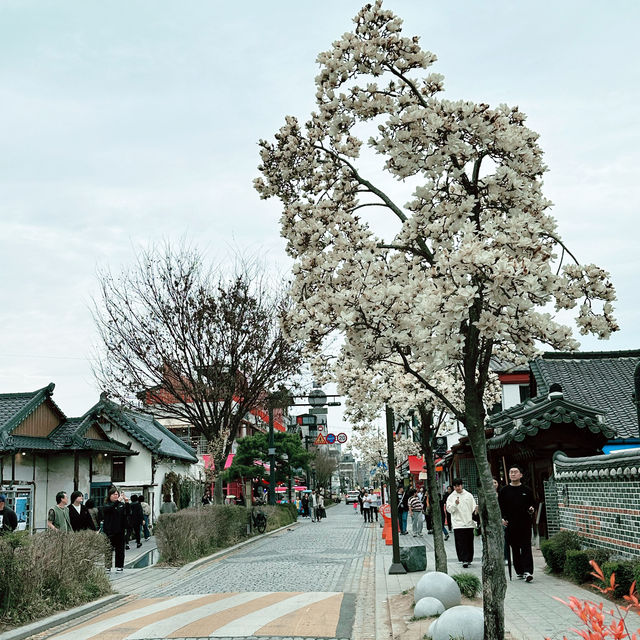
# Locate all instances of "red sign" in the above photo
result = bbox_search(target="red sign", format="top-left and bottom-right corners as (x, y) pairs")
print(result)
(337, 432), (347, 444)
(313, 433), (328, 445)
(326, 433), (336, 444)
(380, 503), (391, 519)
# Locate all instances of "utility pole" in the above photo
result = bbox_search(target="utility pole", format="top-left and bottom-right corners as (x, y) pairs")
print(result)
(386, 404), (406, 575)
(268, 399), (276, 506)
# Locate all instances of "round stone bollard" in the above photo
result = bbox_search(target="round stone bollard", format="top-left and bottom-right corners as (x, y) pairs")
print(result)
(414, 596), (445, 619)
(428, 605), (483, 640)
(414, 571), (461, 609)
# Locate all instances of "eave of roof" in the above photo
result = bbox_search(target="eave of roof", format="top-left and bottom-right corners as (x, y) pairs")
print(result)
(487, 395), (613, 449)
(0, 383), (65, 440)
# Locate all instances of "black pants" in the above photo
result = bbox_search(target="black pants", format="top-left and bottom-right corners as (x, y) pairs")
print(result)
(363, 508), (372, 522)
(107, 532), (125, 569)
(508, 526), (533, 575)
(371, 506), (378, 521)
(453, 528), (474, 562)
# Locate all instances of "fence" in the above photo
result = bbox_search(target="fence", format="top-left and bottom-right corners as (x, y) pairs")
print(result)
(544, 449), (640, 559)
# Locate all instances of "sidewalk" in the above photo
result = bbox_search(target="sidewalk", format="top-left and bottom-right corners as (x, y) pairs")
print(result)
(372, 525), (628, 639)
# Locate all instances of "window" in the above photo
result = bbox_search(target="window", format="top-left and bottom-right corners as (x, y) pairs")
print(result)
(111, 457), (126, 483)
(519, 385), (531, 403)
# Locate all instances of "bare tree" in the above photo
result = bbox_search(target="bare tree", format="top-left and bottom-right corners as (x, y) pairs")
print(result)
(313, 449), (338, 491)
(93, 245), (303, 503)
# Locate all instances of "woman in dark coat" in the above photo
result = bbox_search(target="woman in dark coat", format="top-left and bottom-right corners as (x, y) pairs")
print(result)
(102, 486), (127, 572)
(68, 490), (96, 531)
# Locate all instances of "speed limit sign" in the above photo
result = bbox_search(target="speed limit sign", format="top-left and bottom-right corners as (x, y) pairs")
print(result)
(337, 432), (347, 444)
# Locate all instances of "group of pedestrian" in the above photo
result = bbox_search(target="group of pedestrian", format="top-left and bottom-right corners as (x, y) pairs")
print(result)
(442, 465), (536, 582)
(41, 487), (153, 572)
(359, 489), (379, 523)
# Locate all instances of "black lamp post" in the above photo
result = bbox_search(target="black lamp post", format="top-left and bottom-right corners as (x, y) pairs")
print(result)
(386, 404), (406, 575)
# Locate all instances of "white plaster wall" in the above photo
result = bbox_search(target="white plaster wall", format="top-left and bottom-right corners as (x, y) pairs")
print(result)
(106, 424), (152, 485)
(501, 384), (523, 410)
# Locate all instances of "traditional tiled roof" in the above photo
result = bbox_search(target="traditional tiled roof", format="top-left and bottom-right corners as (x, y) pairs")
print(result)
(487, 393), (613, 449)
(530, 350), (640, 440)
(552, 449), (640, 479)
(82, 397), (198, 463)
(0, 383), (64, 441)
(0, 384), (134, 456)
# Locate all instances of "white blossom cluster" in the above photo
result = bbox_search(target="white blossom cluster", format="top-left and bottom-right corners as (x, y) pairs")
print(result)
(255, 1), (618, 426)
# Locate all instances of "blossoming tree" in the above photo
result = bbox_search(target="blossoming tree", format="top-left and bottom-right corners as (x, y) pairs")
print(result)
(255, 2), (617, 637)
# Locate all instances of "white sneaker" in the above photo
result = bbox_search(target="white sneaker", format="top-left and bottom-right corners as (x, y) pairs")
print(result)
(524, 572), (533, 582)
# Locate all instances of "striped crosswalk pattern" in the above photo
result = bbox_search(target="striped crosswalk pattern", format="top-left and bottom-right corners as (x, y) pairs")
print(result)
(47, 591), (345, 639)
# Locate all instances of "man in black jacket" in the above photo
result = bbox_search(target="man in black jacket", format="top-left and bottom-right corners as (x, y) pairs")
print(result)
(499, 465), (536, 582)
(129, 495), (143, 548)
(0, 494), (18, 533)
(68, 491), (96, 531)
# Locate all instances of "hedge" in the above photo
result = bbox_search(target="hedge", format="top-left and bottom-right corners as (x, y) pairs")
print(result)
(601, 560), (639, 599)
(0, 530), (111, 629)
(154, 503), (298, 565)
(541, 530), (582, 573)
(564, 548), (611, 584)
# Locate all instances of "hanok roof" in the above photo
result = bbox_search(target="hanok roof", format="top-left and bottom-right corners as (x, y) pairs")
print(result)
(530, 350), (640, 440)
(487, 393), (614, 449)
(486, 349), (640, 449)
(0, 384), (134, 455)
(84, 397), (198, 463)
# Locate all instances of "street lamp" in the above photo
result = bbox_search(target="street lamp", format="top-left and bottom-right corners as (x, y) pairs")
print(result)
(386, 404), (406, 575)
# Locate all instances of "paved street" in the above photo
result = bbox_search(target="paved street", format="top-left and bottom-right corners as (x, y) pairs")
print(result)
(36, 505), (372, 640)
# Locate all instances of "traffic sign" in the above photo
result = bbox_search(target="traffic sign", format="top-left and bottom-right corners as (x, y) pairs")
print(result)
(337, 432), (347, 444)
(326, 433), (336, 444)
(309, 407), (327, 415)
(313, 433), (328, 445)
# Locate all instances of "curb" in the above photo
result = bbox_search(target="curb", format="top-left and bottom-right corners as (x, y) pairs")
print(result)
(0, 594), (125, 640)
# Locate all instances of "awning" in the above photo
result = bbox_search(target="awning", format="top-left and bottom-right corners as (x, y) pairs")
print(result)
(202, 453), (234, 470)
(408, 455), (425, 474)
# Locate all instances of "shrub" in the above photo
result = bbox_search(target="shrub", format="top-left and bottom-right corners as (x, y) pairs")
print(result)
(564, 548), (611, 584)
(541, 530), (582, 573)
(0, 530), (110, 628)
(451, 572), (481, 599)
(155, 504), (297, 565)
(601, 560), (639, 599)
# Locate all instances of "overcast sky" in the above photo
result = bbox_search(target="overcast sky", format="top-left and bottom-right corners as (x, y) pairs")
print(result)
(1, 1), (638, 424)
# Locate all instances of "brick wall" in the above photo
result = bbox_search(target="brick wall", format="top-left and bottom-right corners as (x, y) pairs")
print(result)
(547, 449), (640, 559)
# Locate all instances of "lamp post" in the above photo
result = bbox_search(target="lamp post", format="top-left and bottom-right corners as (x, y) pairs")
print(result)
(268, 399), (276, 506)
(386, 404), (406, 575)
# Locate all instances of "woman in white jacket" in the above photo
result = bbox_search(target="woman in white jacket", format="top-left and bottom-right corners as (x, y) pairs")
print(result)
(445, 478), (477, 567)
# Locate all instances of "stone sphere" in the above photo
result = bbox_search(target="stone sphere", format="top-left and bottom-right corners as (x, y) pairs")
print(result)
(414, 596), (446, 618)
(428, 605), (483, 640)
(414, 571), (461, 609)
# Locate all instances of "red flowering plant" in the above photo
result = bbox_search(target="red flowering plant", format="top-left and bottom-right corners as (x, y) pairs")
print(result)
(547, 560), (640, 640)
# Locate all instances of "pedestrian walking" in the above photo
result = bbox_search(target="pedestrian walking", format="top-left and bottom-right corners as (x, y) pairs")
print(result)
(311, 490), (324, 522)
(357, 490), (364, 516)
(438, 492), (450, 540)
(68, 490), (96, 531)
(445, 478), (477, 567)
(362, 490), (372, 523)
(160, 494), (177, 514)
(371, 491), (379, 522)
(102, 486), (127, 572)
(397, 486), (409, 534)
(47, 491), (72, 531)
(0, 494), (18, 533)
(408, 488), (424, 536)
(301, 493), (310, 518)
(499, 465), (536, 582)
(85, 499), (101, 531)
(201, 492), (212, 506)
(443, 485), (453, 532)
(129, 495), (143, 548)
(139, 497), (151, 540)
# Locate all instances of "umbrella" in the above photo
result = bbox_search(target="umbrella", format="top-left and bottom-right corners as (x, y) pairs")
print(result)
(225, 494), (236, 499)
(302, 489), (313, 493)
(504, 523), (512, 581)
(275, 487), (287, 493)
(293, 485), (307, 491)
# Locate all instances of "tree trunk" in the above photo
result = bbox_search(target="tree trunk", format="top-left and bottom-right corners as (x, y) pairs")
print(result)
(419, 407), (448, 573)
(465, 386), (506, 640)
(213, 455), (225, 505)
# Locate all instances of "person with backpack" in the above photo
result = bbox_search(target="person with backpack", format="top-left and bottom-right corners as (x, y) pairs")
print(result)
(139, 496), (151, 540)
